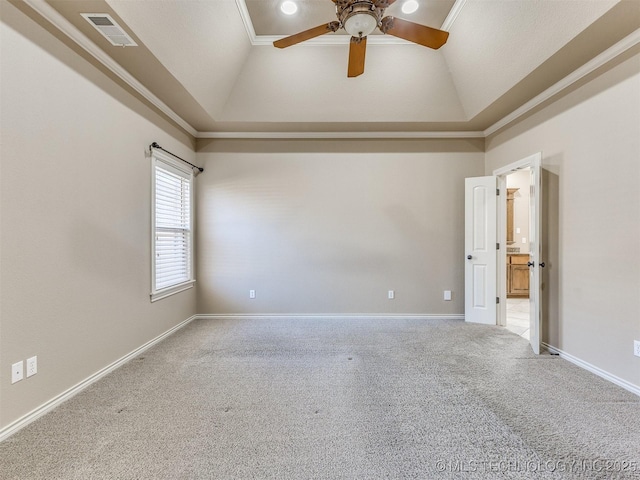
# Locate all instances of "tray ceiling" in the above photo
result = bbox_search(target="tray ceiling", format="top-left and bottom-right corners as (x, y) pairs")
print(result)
(31, 0), (639, 136)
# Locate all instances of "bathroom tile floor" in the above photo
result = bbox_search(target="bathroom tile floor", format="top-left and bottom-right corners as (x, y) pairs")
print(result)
(505, 298), (530, 340)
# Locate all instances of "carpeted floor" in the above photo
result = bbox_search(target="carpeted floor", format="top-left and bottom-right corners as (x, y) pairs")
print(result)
(1, 317), (638, 479)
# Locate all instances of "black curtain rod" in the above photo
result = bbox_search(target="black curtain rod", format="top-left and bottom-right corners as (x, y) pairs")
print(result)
(150, 142), (204, 173)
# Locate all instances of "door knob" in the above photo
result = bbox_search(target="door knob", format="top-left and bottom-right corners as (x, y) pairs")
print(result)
(540, 262), (546, 268)
(527, 261), (535, 267)
(467, 255), (472, 260)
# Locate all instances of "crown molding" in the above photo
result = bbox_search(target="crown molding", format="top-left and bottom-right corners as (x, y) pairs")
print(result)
(235, 0), (466, 47)
(234, 0), (257, 41)
(441, 0), (467, 32)
(22, 0), (198, 137)
(196, 130), (484, 139)
(484, 28), (640, 137)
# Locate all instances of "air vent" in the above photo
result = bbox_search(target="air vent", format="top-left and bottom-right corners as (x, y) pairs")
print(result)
(81, 13), (137, 47)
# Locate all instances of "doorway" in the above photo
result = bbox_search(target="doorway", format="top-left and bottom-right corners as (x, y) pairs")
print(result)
(493, 152), (545, 354)
(465, 152), (542, 353)
(503, 168), (531, 340)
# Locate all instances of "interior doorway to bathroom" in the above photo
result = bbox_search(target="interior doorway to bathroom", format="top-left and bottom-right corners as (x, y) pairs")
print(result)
(504, 168), (531, 339)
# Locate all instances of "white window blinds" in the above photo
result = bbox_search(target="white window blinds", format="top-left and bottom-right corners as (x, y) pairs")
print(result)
(152, 154), (194, 300)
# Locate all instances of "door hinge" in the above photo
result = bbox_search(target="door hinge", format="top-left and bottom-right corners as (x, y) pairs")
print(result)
(497, 188), (500, 196)
(496, 297), (500, 304)
(496, 242), (500, 250)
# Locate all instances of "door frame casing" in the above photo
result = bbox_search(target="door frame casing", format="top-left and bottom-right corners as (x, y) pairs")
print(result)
(493, 152), (542, 333)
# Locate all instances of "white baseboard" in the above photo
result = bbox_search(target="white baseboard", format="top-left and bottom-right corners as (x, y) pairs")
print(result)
(196, 314), (465, 320)
(0, 315), (197, 443)
(542, 342), (640, 397)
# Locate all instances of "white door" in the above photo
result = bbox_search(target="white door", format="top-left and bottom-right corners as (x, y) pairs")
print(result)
(528, 159), (542, 354)
(465, 176), (497, 325)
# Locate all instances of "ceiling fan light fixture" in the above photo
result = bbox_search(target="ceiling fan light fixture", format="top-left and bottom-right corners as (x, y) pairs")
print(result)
(344, 12), (378, 37)
(280, 1), (298, 15)
(401, 0), (419, 14)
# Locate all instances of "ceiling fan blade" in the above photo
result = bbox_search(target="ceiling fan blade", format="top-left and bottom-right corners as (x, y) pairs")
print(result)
(273, 21), (340, 48)
(347, 36), (367, 78)
(380, 17), (449, 49)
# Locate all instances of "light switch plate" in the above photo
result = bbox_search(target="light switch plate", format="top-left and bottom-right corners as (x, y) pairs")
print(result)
(444, 290), (452, 301)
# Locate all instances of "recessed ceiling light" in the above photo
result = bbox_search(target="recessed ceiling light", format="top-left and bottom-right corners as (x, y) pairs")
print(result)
(280, 1), (298, 15)
(401, 0), (419, 14)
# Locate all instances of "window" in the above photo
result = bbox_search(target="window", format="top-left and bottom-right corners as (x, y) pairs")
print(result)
(151, 150), (194, 301)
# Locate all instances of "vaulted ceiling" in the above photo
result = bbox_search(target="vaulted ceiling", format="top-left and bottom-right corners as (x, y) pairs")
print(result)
(28, 0), (640, 136)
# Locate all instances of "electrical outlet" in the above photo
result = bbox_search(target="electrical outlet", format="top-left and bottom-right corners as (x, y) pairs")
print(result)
(388, 290), (395, 299)
(634, 340), (640, 358)
(444, 290), (452, 301)
(11, 361), (24, 384)
(27, 356), (38, 377)
(249, 289), (256, 299)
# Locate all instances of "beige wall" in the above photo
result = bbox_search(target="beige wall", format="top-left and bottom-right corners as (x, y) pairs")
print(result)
(485, 50), (640, 387)
(0, 2), (197, 429)
(196, 139), (485, 315)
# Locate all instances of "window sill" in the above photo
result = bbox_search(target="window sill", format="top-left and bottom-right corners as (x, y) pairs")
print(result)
(150, 280), (195, 302)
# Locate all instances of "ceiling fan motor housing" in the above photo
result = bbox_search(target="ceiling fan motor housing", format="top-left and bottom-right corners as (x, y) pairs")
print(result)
(337, 0), (385, 38)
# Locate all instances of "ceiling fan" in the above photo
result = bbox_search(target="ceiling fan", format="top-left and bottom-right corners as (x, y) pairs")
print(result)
(273, 0), (449, 77)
